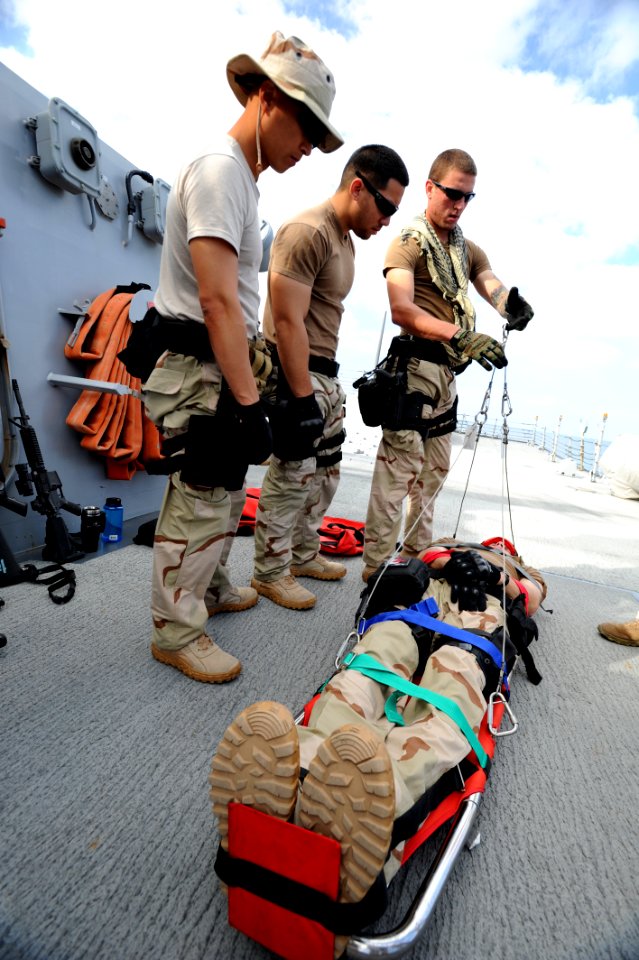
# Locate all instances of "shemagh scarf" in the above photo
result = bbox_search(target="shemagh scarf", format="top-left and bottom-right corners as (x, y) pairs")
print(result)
(400, 215), (475, 369)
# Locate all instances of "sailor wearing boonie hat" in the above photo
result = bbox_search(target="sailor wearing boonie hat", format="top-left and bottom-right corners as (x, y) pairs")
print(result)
(141, 32), (342, 685)
(226, 30), (343, 155)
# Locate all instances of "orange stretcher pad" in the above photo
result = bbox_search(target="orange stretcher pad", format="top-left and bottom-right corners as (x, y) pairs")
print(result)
(64, 285), (161, 479)
(215, 701), (503, 960)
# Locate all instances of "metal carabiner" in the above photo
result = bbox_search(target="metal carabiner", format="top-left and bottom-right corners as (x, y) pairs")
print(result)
(501, 384), (512, 419)
(488, 690), (518, 736)
(334, 630), (358, 670)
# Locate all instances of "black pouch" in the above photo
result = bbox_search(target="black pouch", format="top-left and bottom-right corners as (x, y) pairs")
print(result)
(180, 413), (248, 491)
(355, 557), (431, 623)
(354, 367), (401, 427)
(118, 307), (168, 381)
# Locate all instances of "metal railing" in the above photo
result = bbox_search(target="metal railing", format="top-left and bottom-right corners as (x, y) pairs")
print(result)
(455, 415), (609, 477)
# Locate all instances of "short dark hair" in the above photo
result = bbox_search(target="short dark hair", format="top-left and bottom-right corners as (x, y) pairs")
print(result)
(428, 148), (477, 181)
(340, 144), (409, 191)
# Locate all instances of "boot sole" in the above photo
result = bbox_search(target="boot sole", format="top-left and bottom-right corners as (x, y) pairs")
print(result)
(598, 632), (639, 646)
(298, 723), (395, 905)
(290, 566), (346, 581)
(206, 593), (259, 617)
(209, 701), (300, 854)
(151, 644), (241, 683)
(251, 579), (316, 610)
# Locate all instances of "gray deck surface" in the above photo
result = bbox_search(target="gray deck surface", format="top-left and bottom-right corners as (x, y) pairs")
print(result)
(1, 437), (638, 960)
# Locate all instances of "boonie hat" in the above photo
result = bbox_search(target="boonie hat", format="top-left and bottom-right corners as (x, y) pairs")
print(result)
(226, 31), (343, 153)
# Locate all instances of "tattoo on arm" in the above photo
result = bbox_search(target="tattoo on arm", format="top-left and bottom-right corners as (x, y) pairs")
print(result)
(490, 284), (509, 316)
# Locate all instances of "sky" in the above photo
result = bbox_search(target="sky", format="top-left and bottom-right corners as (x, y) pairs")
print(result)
(1, 0), (639, 442)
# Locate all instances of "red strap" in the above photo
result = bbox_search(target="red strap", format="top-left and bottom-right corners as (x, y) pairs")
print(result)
(420, 548), (451, 564)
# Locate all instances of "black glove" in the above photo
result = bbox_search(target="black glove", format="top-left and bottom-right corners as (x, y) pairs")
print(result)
(270, 393), (324, 461)
(505, 287), (534, 332)
(235, 399), (273, 465)
(290, 393), (324, 439)
(450, 330), (507, 372)
(442, 550), (489, 612)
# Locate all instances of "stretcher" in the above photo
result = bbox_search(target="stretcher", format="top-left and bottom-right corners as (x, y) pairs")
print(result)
(213, 605), (521, 960)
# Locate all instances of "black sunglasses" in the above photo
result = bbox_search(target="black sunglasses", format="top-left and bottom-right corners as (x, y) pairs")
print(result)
(355, 169), (399, 218)
(294, 102), (326, 149)
(431, 180), (476, 204)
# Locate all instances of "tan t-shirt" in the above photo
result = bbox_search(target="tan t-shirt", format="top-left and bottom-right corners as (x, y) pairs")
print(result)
(383, 233), (491, 328)
(263, 200), (355, 361)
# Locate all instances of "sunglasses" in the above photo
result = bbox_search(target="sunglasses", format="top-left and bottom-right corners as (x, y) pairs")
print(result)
(431, 180), (476, 204)
(355, 169), (399, 219)
(293, 102), (326, 149)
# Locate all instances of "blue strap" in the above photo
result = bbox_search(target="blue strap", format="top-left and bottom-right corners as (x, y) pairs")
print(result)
(342, 651), (488, 768)
(359, 598), (506, 678)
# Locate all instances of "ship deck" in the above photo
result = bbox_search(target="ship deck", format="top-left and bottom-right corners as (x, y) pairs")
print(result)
(2, 436), (638, 960)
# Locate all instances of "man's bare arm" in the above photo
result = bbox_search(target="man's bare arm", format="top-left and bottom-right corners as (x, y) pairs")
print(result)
(189, 236), (259, 405)
(386, 267), (457, 341)
(269, 272), (314, 397)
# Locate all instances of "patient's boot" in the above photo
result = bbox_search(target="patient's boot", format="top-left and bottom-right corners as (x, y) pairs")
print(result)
(209, 701), (300, 857)
(298, 723), (395, 956)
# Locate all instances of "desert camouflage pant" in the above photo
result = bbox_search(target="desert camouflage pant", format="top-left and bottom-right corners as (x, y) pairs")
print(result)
(253, 372), (346, 581)
(363, 359), (456, 568)
(143, 352), (248, 649)
(298, 578), (503, 881)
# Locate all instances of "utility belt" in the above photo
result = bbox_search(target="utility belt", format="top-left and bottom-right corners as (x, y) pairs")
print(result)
(353, 336), (458, 438)
(118, 307), (271, 388)
(269, 343), (339, 380)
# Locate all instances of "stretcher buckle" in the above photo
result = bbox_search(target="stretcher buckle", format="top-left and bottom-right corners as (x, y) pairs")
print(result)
(488, 690), (518, 737)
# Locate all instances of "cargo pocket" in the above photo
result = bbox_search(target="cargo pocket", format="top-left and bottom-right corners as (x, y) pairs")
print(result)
(142, 366), (186, 427)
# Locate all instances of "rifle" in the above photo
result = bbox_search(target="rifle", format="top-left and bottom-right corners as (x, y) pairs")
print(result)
(9, 378), (83, 564)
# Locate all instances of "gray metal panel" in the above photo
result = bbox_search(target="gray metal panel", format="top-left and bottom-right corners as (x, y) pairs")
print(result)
(0, 62), (167, 556)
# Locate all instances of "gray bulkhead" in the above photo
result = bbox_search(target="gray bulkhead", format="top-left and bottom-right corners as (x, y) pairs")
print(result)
(0, 61), (168, 556)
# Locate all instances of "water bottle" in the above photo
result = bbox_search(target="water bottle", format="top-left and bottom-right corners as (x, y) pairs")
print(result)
(80, 505), (105, 552)
(101, 497), (124, 543)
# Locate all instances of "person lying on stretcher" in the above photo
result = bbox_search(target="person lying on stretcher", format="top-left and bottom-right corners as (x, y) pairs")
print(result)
(210, 538), (546, 940)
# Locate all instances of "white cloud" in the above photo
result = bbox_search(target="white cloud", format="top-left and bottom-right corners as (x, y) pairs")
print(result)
(1, 0), (638, 439)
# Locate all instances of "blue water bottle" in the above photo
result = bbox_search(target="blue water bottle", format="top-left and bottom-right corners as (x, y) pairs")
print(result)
(101, 496), (124, 543)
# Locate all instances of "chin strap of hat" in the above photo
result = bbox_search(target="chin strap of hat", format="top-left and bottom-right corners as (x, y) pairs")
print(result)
(255, 102), (263, 175)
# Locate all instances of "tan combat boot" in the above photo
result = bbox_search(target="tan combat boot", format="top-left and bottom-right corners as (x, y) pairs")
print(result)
(206, 584), (258, 617)
(290, 553), (346, 580)
(151, 634), (241, 682)
(251, 575), (316, 610)
(597, 619), (639, 646)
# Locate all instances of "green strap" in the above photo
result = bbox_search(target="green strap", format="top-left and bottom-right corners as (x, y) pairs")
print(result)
(342, 651), (487, 768)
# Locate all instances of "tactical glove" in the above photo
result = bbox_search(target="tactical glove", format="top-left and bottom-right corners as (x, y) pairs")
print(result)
(505, 287), (534, 332)
(290, 393), (325, 439)
(450, 330), (507, 371)
(235, 399), (273, 465)
(442, 550), (489, 612)
(270, 393), (325, 461)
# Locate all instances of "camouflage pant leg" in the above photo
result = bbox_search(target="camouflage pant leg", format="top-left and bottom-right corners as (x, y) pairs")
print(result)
(297, 620), (418, 771)
(402, 430), (453, 556)
(363, 362), (456, 566)
(389, 578), (504, 812)
(292, 373), (345, 565)
(253, 373), (345, 579)
(363, 429), (425, 568)
(203, 486), (247, 606)
(151, 474), (231, 649)
(144, 353), (236, 649)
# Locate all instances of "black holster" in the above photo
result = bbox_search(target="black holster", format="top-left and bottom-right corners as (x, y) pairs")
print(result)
(118, 307), (214, 382)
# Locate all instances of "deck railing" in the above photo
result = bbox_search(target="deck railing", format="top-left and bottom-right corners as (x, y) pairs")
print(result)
(455, 414), (609, 477)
